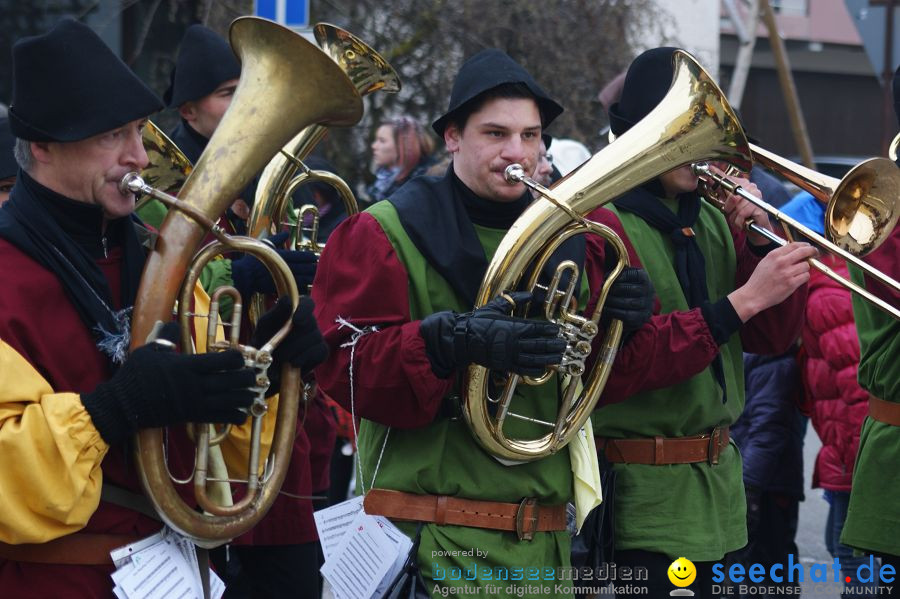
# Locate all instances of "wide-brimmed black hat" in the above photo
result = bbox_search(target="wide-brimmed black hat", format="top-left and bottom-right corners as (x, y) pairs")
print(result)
(8, 18), (163, 142)
(165, 25), (241, 108)
(608, 47), (679, 137)
(893, 64), (900, 127)
(432, 49), (563, 137)
(0, 117), (16, 179)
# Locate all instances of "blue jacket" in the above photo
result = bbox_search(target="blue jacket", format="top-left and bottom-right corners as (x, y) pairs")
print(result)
(731, 352), (805, 498)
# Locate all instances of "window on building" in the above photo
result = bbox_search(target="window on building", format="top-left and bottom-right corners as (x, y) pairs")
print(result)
(771, 0), (808, 16)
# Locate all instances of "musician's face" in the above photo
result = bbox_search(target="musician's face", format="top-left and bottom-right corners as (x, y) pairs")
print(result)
(659, 165), (699, 198)
(180, 78), (239, 139)
(29, 118), (149, 221)
(0, 176), (14, 205)
(444, 96), (542, 203)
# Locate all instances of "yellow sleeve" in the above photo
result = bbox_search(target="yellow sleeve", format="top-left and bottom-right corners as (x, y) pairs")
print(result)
(0, 339), (108, 544)
(190, 283), (277, 480)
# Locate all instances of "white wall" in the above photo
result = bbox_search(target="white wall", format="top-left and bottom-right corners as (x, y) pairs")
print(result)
(632, 0), (721, 79)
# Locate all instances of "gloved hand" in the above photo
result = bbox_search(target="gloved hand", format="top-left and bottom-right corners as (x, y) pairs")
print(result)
(81, 323), (256, 446)
(601, 266), (655, 337)
(419, 291), (566, 379)
(250, 296), (329, 396)
(231, 246), (318, 298)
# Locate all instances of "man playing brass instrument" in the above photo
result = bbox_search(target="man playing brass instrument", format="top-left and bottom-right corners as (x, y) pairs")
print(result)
(312, 49), (655, 597)
(0, 19), (327, 597)
(583, 47), (816, 597)
(839, 64), (900, 588)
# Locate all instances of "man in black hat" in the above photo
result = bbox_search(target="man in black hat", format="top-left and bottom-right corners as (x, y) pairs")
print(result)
(162, 24), (333, 599)
(0, 116), (16, 204)
(838, 62), (900, 591)
(0, 18), (327, 597)
(580, 47), (816, 597)
(312, 49), (655, 598)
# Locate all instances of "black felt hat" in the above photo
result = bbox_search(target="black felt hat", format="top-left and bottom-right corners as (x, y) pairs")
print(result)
(432, 49), (563, 137)
(165, 25), (241, 108)
(8, 18), (163, 142)
(0, 117), (16, 179)
(608, 47), (679, 137)
(893, 64), (900, 128)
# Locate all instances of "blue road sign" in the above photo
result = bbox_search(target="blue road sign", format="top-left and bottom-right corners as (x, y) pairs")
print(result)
(255, 0), (309, 28)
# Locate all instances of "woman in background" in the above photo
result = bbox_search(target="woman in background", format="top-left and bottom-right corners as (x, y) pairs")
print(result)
(366, 114), (435, 203)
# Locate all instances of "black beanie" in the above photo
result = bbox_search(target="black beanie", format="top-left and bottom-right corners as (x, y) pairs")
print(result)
(893, 64), (900, 128)
(432, 49), (563, 137)
(8, 18), (163, 142)
(0, 117), (16, 179)
(608, 47), (679, 137)
(165, 24), (241, 108)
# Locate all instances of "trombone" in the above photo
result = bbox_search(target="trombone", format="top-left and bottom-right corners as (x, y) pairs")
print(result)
(693, 149), (900, 320)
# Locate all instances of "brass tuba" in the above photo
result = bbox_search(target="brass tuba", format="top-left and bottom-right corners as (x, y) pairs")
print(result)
(129, 16), (363, 546)
(249, 23), (401, 248)
(462, 49), (752, 463)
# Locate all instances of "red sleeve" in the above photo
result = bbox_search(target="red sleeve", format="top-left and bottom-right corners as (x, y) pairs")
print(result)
(311, 213), (453, 429)
(583, 208), (720, 405)
(860, 226), (900, 305)
(732, 228), (808, 354)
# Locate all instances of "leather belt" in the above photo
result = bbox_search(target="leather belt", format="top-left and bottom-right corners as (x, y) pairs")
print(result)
(0, 533), (142, 565)
(869, 395), (900, 426)
(600, 427), (730, 465)
(363, 488), (567, 541)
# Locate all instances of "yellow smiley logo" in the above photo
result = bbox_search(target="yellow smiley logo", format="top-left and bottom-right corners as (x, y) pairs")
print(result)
(668, 557), (697, 587)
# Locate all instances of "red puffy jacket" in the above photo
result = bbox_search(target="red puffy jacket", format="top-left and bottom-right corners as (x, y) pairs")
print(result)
(800, 255), (869, 491)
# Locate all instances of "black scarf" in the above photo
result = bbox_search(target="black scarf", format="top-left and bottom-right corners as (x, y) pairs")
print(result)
(388, 166), (584, 308)
(0, 171), (146, 365)
(614, 182), (728, 402)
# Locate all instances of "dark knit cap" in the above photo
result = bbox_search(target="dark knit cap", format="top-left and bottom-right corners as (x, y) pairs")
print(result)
(0, 117), (16, 179)
(8, 18), (163, 142)
(432, 49), (563, 137)
(608, 47), (679, 137)
(893, 64), (900, 127)
(165, 24), (241, 108)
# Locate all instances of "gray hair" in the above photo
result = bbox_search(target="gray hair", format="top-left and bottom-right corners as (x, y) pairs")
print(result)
(13, 138), (34, 171)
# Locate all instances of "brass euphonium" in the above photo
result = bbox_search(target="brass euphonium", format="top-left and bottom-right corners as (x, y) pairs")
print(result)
(249, 22), (401, 249)
(463, 49), (752, 463)
(129, 16), (363, 546)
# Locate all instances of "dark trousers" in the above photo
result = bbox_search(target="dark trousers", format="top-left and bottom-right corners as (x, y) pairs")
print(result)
(613, 549), (725, 598)
(210, 542), (320, 599)
(729, 491), (801, 598)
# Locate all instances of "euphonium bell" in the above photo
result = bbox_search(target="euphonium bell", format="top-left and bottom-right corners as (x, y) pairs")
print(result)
(130, 16), (363, 546)
(249, 23), (401, 243)
(463, 49), (751, 463)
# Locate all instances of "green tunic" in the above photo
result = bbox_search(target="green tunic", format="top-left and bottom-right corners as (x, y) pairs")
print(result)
(592, 201), (747, 561)
(359, 201), (573, 598)
(840, 265), (900, 556)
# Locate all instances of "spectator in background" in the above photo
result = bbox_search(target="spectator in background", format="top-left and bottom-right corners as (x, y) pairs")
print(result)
(366, 114), (435, 204)
(0, 117), (16, 205)
(293, 155), (352, 243)
(730, 349), (805, 598)
(781, 191), (881, 595)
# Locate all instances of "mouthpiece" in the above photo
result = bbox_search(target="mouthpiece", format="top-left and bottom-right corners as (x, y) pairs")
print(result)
(119, 172), (146, 195)
(505, 164), (526, 184)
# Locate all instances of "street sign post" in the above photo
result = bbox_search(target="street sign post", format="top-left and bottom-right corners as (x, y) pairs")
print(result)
(254, 0), (310, 29)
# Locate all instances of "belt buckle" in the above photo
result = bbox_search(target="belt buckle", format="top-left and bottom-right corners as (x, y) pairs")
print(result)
(708, 427), (721, 466)
(516, 498), (538, 542)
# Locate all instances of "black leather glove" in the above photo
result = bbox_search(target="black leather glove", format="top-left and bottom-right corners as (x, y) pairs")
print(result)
(231, 247), (318, 298)
(419, 291), (566, 379)
(81, 323), (256, 446)
(250, 296), (329, 396)
(601, 266), (655, 337)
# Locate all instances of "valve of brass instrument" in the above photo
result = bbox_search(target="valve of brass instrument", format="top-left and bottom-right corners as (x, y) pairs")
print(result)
(525, 260), (598, 383)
